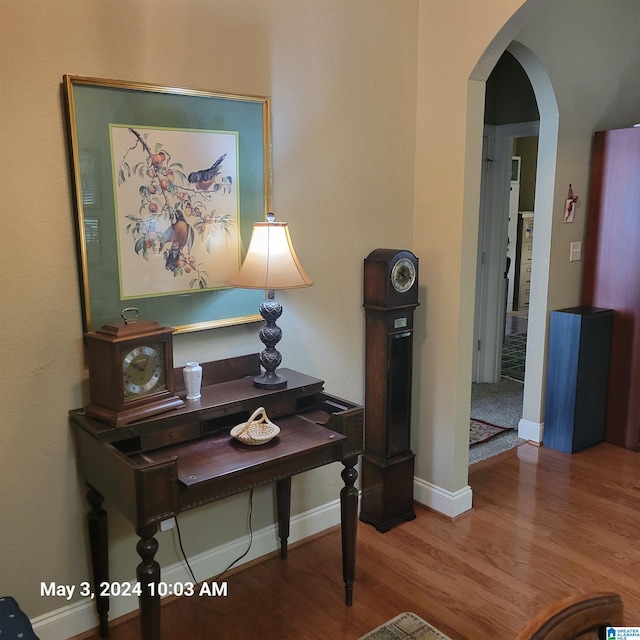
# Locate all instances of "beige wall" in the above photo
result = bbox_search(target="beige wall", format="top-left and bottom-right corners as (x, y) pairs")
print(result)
(412, 0), (529, 491)
(510, 1), (640, 427)
(0, 0), (419, 619)
(2, 0), (639, 628)
(516, 0), (640, 314)
(411, 0), (640, 494)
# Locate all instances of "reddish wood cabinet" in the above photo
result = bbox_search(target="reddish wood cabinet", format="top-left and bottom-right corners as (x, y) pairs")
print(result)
(581, 127), (640, 450)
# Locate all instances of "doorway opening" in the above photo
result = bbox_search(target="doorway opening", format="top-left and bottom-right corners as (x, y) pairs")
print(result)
(503, 135), (538, 382)
(470, 49), (542, 465)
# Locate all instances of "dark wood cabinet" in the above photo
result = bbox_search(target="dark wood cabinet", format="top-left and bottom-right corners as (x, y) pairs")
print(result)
(544, 307), (612, 453)
(581, 127), (640, 450)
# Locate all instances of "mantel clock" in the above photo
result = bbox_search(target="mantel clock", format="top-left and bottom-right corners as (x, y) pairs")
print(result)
(84, 308), (184, 426)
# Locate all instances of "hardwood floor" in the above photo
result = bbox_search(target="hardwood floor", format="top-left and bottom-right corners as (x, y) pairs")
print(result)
(78, 442), (640, 640)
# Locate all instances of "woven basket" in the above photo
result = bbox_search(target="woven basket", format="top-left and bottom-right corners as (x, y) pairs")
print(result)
(230, 407), (280, 445)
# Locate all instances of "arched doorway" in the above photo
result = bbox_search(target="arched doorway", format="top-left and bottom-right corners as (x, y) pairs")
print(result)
(469, 40), (559, 453)
(473, 50), (539, 386)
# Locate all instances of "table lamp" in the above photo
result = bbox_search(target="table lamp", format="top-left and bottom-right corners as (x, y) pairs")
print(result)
(230, 213), (314, 389)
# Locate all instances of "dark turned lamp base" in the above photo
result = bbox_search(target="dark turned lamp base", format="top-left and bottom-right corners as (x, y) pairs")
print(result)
(254, 370), (288, 390)
(253, 291), (288, 389)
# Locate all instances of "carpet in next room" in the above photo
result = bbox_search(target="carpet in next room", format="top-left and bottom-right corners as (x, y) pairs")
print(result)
(470, 376), (527, 464)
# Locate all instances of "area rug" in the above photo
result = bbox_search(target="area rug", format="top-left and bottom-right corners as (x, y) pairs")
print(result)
(359, 612), (452, 640)
(470, 417), (512, 446)
(501, 332), (527, 381)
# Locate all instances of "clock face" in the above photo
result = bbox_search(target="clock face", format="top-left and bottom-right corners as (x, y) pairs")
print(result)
(391, 258), (416, 293)
(122, 343), (167, 401)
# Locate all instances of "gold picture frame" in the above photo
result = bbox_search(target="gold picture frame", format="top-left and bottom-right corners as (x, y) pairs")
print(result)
(64, 75), (271, 333)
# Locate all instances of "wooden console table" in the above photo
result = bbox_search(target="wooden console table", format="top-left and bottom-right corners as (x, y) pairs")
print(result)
(69, 354), (363, 640)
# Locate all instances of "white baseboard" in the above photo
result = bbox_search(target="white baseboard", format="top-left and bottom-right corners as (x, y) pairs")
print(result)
(413, 477), (473, 518)
(518, 418), (543, 443)
(31, 498), (342, 640)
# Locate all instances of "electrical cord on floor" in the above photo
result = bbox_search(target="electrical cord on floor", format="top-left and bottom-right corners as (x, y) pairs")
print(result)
(174, 515), (199, 585)
(213, 488), (254, 581)
(174, 488), (255, 587)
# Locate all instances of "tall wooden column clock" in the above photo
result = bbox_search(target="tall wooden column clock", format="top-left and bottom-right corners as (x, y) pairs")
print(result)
(360, 248), (419, 533)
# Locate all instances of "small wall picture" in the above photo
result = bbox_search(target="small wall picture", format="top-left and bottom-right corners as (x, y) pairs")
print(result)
(564, 184), (578, 223)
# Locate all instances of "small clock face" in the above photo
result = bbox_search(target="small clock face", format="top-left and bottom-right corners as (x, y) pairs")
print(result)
(122, 343), (167, 401)
(391, 258), (416, 293)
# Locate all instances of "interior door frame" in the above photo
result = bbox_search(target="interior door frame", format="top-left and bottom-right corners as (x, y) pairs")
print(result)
(473, 120), (539, 384)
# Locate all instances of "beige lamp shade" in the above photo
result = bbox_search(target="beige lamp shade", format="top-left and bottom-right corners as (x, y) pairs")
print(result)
(230, 218), (314, 290)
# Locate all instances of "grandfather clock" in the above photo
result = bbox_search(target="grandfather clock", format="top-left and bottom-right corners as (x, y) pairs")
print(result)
(360, 248), (419, 532)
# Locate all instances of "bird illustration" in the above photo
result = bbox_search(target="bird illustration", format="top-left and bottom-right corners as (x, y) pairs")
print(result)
(163, 210), (194, 271)
(165, 244), (181, 272)
(188, 153), (227, 190)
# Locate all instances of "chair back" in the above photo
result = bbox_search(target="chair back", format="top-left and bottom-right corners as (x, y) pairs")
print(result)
(515, 592), (624, 640)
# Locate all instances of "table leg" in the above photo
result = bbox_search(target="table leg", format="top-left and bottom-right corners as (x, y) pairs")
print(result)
(136, 523), (160, 640)
(340, 456), (359, 606)
(276, 477), (291, 559)
(86, 486), (109, 638)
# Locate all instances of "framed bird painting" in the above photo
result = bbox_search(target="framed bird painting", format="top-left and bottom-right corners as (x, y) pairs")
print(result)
(63, 75), (271, 334)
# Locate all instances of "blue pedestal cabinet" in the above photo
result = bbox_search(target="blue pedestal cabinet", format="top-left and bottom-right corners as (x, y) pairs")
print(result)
(544, 307), (613, 453)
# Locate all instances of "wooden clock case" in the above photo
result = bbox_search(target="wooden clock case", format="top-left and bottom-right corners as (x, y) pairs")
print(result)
(360, 248), (419, 532)
(84, 317), (184, 426)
